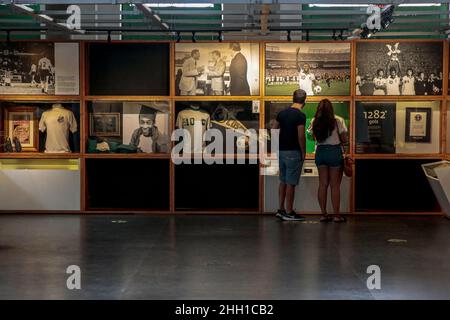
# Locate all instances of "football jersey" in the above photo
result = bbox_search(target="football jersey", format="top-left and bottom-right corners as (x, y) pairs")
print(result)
(298, 70), (315, 95)
(386, 76), (400, 95)
(402, 76), (415, 95)
(373, 77), (387, 95)
(39, 105), (77, 153)
(176, 108), (211, 153)
(38, 57), (52, 71)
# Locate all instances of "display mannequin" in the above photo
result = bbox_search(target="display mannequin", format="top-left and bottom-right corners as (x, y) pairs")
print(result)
(176, 104), (211, 153)
(39, 103), (78, 153)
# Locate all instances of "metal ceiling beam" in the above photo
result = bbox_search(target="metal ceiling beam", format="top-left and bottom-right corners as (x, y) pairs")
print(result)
(10, 4), (84, 34)
(2, 0), (450, 4)
(135, 3), (170, 30)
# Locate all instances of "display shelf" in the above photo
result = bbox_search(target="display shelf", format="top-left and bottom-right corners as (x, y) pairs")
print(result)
(0, 95), (81, 101)
(0, 153), (82, 159)
(85, 158), (170, 211)
(84, 153), (170, 159)
(0, 39), (448, 215)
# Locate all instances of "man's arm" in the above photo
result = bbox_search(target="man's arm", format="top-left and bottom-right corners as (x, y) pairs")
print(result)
(297, 125), (306, 159)
(295, 47), (300, 71)
(182, 60), (199, 77)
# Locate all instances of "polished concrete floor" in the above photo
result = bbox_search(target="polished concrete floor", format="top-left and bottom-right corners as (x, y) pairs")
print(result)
(0, 214), (449, 300)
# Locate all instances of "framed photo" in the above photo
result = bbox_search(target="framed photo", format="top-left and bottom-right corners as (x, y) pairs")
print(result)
(405, 107), (432, 143)
(175, 42), (260, 96)
(356, 41), (443, 96)
(265, 43), (351, 96)
(90, 113), (121, 137)
(4, 107), (38, 152)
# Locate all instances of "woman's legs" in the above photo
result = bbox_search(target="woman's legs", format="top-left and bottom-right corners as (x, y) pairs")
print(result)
(329, 166), (343, 217)
(317, 166), (330, 215)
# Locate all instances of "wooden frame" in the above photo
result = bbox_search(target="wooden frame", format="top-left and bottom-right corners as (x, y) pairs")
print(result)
(0, 38), (448, 215)
(89, 112), (121, 137)
(3, 106), (39, 152)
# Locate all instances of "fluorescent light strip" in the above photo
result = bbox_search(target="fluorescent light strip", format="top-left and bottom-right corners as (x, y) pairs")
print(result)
(310, 3), (441, 7)
(145, 3), (214, 8)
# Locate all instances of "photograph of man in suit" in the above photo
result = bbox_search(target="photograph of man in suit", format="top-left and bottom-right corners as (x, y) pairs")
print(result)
(229, 43), (251, 96)
(179, 49), (205, 95)
(207, 50), (226, 95)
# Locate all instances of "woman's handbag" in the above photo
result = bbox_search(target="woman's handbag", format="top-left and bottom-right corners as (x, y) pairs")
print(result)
(341, 145), (354, 177)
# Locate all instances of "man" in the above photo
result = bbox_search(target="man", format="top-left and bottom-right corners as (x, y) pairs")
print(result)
(229, 43), (250, 96)
(296, 57), (317, 96)
(386, 67), (401, 95)
(427, 72), (440, 95)
(272, 89), (307, 221)
(129, 106), (165, 153)
(415, 72), (428, 95)
(207, 50), (226, 95)
(401, 68), (415, 95)
(38, 55), (53, 94)
(373, 69), (386, 95)
(179, 49), (204, 96)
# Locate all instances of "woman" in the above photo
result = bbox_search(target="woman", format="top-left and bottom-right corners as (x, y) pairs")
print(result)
(308, 99), (348, 223)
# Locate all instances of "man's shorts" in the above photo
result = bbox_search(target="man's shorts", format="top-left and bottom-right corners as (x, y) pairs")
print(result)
(278, 150), (303, 186)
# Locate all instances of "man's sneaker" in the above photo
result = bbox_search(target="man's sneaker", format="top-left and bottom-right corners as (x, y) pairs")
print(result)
(275, 209), (286, 219)
(281, 211), (306, 221)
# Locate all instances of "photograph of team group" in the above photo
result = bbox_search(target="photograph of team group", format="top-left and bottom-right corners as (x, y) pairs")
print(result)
(175, 42), (260, 96)
(356, 41), (443, 96)
(265, 43), (351, 96)
(0, 42), (55, 95)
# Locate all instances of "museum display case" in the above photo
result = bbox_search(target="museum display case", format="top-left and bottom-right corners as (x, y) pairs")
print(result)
(0, 39), (448, 214)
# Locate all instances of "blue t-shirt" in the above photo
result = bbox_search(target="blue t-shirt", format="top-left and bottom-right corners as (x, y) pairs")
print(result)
(276, 107), (306, 152)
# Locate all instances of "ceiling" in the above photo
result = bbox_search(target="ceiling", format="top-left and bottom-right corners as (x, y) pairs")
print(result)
(0, 1), (449, 40)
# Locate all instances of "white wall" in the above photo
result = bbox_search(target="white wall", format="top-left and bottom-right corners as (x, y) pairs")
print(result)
(0, 169), (80, 211)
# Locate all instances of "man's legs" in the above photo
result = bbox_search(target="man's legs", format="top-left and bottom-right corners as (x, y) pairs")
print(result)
(278, 182), (286, 211)
(285, 184), (296, 213)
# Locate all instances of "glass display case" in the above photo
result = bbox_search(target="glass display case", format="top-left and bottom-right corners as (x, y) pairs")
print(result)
(264, 101), (350, 155)
(355, 101), (440, 154)
(0, 101), (80, 154)
(87, 101), (170, 154)
(174, 101), (259, 155)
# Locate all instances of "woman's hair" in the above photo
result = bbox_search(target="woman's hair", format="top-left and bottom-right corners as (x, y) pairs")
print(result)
(312, 99), (336, 143)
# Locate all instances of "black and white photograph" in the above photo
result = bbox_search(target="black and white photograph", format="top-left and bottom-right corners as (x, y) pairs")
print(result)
(0, 42), (79, 95)
(175, 43), (260, 96)
(122, 102), (170, 154)
(265, 43), (351, 96)
(356, 41), (443, 96)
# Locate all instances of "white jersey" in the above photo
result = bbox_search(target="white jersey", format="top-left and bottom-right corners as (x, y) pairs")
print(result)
(38, 57), (52, 71)
(373, 77), (387, 95)
(386, 76), (400, 95)
(402, 75), (415, 95)
(39, 105), (77, 153)
(298, 70), (315, 95)
(176, 108), (211, 153)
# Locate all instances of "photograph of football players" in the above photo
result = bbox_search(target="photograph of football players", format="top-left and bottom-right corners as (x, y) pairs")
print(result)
(175, 43), (259, 96)
(356, 41), (443, 96)
(0, 42), (56, 95)
(265, 43), (350, 96)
